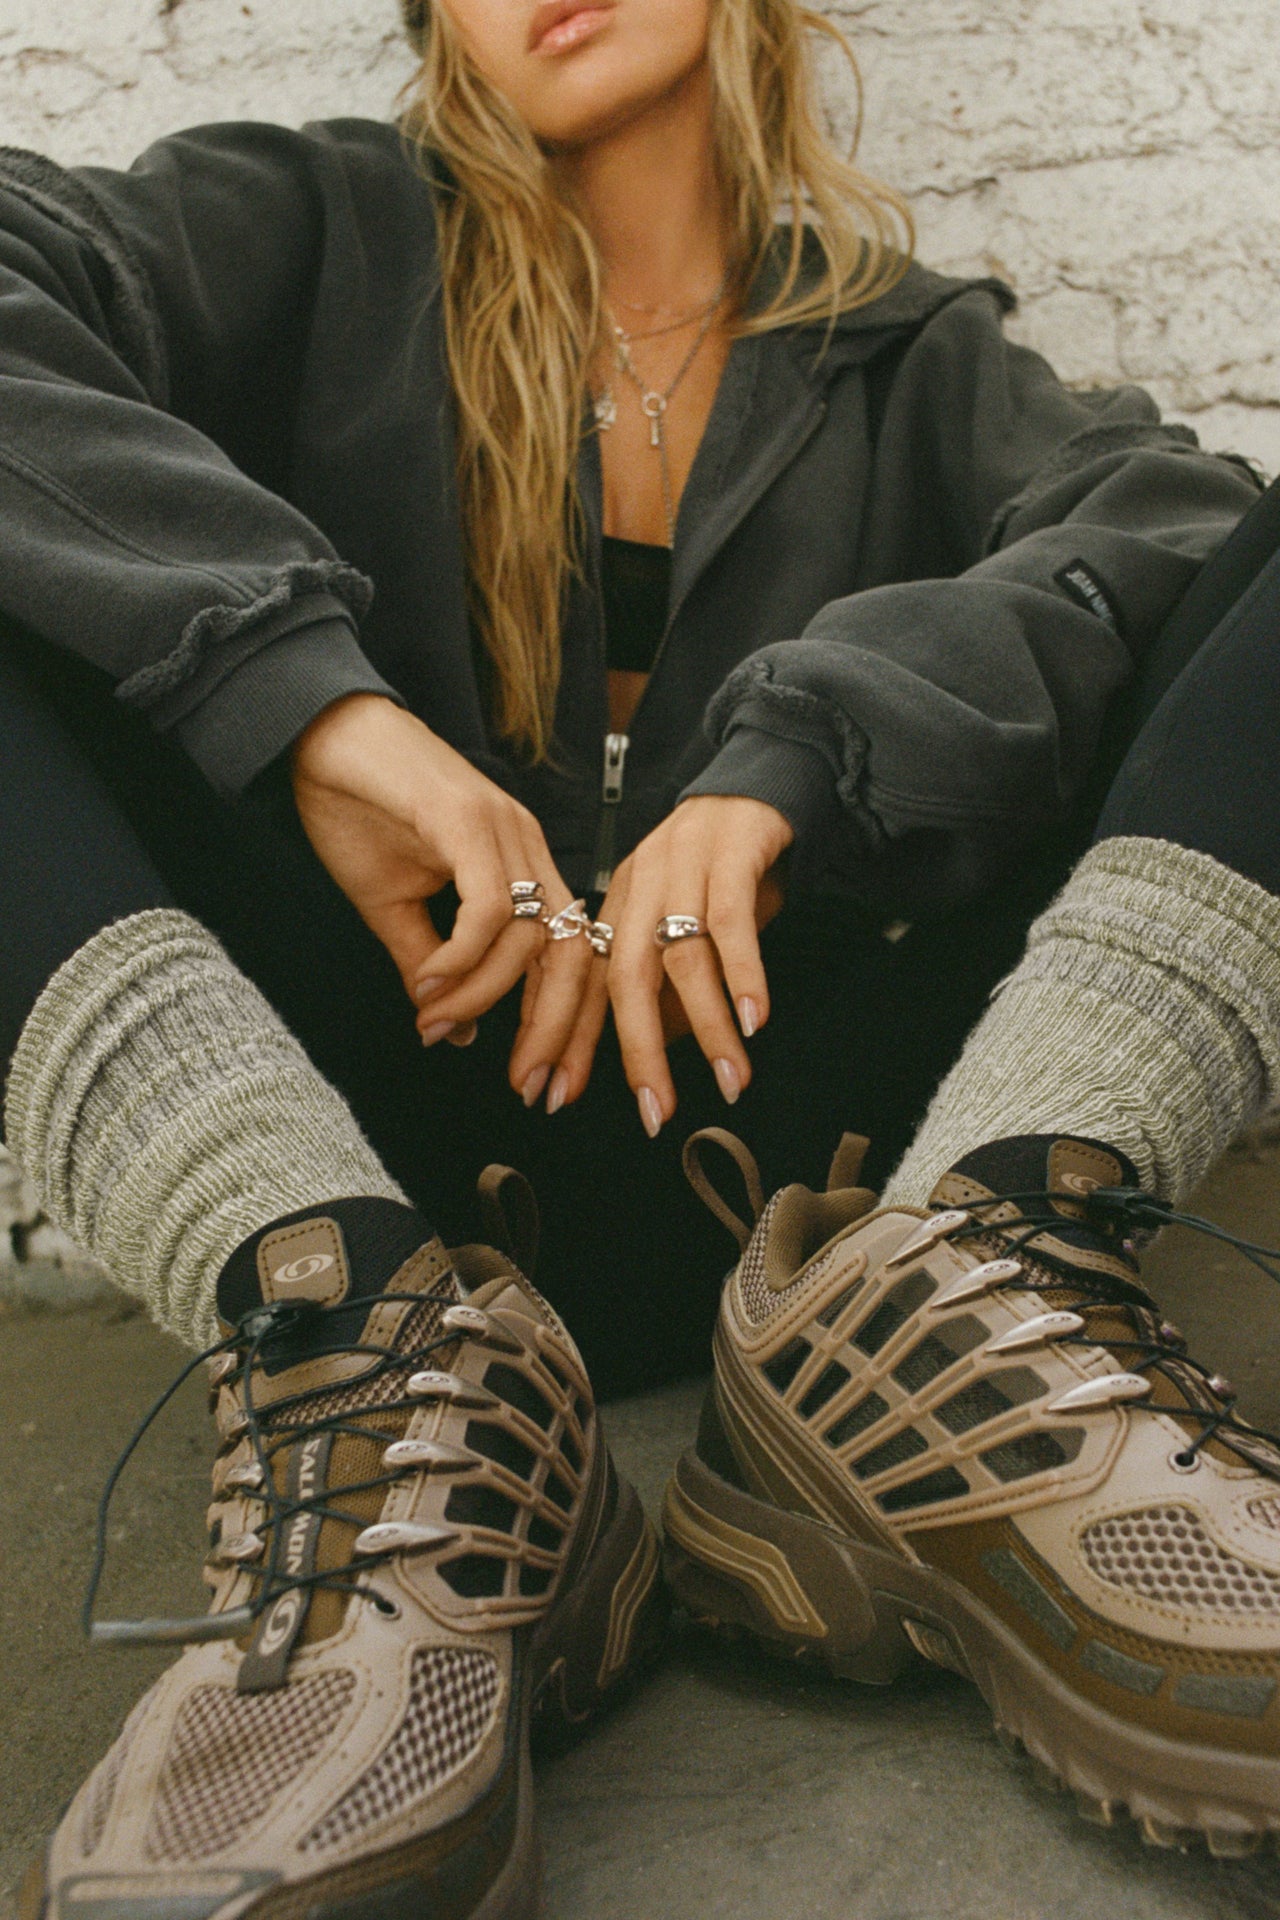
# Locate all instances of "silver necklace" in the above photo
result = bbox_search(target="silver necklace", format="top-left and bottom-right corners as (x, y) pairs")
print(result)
(594, 274), (728, 548)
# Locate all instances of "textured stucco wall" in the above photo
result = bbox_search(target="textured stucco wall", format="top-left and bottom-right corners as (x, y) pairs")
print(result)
(3, 0), (1279, 1295)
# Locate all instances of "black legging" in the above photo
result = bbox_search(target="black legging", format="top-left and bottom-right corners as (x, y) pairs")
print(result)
(3, 485), (1278, 1392)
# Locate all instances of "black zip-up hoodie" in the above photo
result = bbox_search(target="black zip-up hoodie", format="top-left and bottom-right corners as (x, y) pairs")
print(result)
(0, 118), (1260, 906)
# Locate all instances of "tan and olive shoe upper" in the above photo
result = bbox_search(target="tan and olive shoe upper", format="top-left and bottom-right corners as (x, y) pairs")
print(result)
(665, 1130), (1280, 1854)
(29, 1192), (661, 1920)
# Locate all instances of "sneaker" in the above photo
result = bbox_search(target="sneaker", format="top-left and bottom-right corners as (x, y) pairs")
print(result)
(25, 1186), (663, 1919)
(664, 1128), (1280, 1853)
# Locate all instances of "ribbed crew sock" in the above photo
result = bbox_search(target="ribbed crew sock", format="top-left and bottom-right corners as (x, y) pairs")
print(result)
(882, 838), (1280, 1208)
(3, 909), (408, 1347)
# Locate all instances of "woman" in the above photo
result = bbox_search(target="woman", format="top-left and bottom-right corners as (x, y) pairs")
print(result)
(1, 1), (1265, 1914)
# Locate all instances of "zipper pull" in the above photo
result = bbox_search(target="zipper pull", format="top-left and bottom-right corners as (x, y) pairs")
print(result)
(592, 731), (629, 894)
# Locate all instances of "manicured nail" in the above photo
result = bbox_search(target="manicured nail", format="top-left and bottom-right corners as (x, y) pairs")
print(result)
(420, 1019), (455, 1046)
(522, 1064), (550, 1108)
(415, 973), (444, 1000)
(737, 997), (761, 1039)
(546, 1068), (569, 1116)
(448, 1022), (478, 1048)
(637, 1086), (663, 1139)
(713, 1057), (741, 1105)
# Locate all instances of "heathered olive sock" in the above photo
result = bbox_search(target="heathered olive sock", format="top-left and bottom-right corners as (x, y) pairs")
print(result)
(3, 909), (407, 1347)
(882, 838), (1280, 1208)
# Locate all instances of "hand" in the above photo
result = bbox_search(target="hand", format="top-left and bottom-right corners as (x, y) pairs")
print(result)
(508, 795), (792, 1130)
(291, 694), (591, 1047)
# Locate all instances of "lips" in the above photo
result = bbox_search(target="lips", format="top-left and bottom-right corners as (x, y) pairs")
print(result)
(528, 0), (616, 54)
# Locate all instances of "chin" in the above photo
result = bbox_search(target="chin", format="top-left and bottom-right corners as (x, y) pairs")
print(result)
(528, 54), (706, 149)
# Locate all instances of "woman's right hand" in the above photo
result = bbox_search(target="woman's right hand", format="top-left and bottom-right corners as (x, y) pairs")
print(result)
(291, 693), (591, 1051)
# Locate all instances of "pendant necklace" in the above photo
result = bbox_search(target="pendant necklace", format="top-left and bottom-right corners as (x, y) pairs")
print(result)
(594, 273), (728, 548)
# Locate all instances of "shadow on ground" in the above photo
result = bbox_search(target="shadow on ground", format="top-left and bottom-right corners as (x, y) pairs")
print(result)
(5, 1138), (1280, 1919)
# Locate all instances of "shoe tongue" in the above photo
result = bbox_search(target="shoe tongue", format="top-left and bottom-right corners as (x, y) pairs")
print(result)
(927, 1132), (1143, 1295)
(216, 1197), (443, 1371)
(930, 1132), (1142, 1210)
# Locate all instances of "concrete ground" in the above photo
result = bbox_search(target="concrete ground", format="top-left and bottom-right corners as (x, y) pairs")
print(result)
(6, 1140), (1280, 1920)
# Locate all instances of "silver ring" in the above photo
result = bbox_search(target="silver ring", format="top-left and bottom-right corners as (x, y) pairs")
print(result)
(587, 919), (614, 958)
(543, 898), (592, 942)
(510, 880), (545, 921)
(655, 914), (709, 947)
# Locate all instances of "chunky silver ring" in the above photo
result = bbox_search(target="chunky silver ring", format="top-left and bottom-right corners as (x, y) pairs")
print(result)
(655, 914), (709, 947)
(543, 899), (593, 942)
(587, 919), (614, 958)
(510, 880), (545, 921)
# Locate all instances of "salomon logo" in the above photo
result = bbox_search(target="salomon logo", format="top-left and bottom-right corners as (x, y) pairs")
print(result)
(273, 1254), (336, 1285)
(254, 1592), (304, 1656)
(1057, 1171), (1100, 1197)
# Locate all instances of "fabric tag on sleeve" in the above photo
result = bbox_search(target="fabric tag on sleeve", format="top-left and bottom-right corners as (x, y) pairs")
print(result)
(1054, 560), (1122, 635)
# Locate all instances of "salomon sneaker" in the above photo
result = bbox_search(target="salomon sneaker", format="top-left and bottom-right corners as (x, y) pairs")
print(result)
(665, 1129), (1280, 1852)
(25, 1187), (662, 1919)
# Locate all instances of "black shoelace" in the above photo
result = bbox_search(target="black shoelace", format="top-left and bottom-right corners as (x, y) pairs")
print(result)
(84, 1290), (461, 1647)
(943, 1186), (1280, 1479)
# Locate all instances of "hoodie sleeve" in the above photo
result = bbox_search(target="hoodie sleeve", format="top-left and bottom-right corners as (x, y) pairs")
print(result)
(0, 125), (403, 797)
(680, 288), (1262, 905)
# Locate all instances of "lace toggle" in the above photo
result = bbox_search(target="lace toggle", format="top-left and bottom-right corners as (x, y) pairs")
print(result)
(984, 1310), (1086, 1355)
(1046, 1372), (1153, 1413)
(441, 1303), (523, 1352)
(929, 1259), (1023, 1309)
(354, 1521), (459, 1558)
(382, 1438), (477, 1472)
(406, 1370), (499, 1408)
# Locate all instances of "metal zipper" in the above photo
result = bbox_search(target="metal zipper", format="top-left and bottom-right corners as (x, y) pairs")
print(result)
(591, 730), (629, 893)
(584, 373), (827, 896)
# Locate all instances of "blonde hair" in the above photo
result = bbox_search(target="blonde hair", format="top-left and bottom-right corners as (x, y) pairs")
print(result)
(399, 2), (913, 760)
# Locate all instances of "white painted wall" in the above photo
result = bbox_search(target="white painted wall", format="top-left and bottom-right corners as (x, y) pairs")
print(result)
(3, 0), (1280, 1286)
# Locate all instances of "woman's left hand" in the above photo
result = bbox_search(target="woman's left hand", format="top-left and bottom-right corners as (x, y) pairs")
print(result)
(507, 795), (792, 1132)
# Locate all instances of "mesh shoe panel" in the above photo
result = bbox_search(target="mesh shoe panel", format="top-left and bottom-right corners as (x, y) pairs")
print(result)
(736, 1198), (843, 1326)
(1080, 1506), (1280, 1615)
(302, 1647), (503, 1853)
(296, 1296), (455, 1426)
(144, 1670), (356, 1863)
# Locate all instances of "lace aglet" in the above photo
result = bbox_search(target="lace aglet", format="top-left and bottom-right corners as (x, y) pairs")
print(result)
(89, 1605), (256, 1647)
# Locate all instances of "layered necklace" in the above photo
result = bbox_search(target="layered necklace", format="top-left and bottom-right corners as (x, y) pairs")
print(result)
(594, 273), (728, 548)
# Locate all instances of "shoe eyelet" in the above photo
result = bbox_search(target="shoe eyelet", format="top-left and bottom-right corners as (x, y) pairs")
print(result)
(369, 1591), (402, 1619)
(1168, 1448), (1201, 1475)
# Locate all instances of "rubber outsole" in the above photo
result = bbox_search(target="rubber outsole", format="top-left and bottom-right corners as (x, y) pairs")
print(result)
(663, 1446), (1280, 1856)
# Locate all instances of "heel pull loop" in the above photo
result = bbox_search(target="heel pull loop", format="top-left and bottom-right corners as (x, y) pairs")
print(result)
(477, 1163), (541, 1278)
(683, 1129), (765, 1251)
(827, 1133), (871, 1194)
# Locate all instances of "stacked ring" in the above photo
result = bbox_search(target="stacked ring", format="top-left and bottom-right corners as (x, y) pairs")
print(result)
(655, 914), (709, 947)
(587, 920), (614, 958)
(509, 880), (545, 921)
(543, 899), (593, 942)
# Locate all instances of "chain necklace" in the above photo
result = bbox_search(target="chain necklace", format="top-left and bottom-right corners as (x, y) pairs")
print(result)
(608, 283), (726, 339)
(594, 273), (728, 548)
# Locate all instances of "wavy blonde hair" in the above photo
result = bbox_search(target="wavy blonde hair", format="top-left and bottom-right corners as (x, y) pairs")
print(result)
(398, 1), (913, 760)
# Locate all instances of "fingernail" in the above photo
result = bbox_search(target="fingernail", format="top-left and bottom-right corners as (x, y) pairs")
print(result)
(421, 1019), (456, 1046)
(637, 1086), (663, 1139)
(415, 973), (444, 1000)
(737, 997), (761, 1039)
(546, 1068), (569, 1116)
(713, 1057), (741, 1105)
(448, 1022), (478, 1048)
(522, 1064), (550, 1108)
